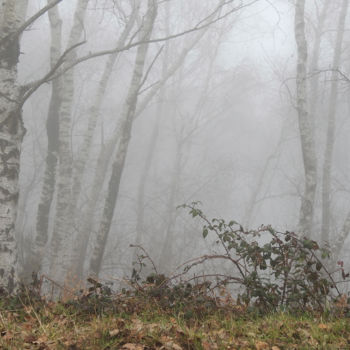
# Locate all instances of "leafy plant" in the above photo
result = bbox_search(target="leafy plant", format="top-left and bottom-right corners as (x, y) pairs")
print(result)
(178, 202), (347, 312)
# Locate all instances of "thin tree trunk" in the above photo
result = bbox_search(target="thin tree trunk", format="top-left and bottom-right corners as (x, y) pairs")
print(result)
(321, 0), (348, 244)
(333, 211), (350, 258)
(308, 0), (330, 128)
(89, 0), (158, 277)
(295, 0), (317, 237)
(66, 5), (138, 283)
(49, 0), (89, 282)
(26, 0), (62, 279)
(0, 0), (28, 292)
(134, 2), (170, 255)
(70, 140), (115, 280)
(70, 7), (137, 217)
(80, 1), (214, 279)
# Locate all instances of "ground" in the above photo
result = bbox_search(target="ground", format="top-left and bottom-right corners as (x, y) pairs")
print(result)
(0, 289), (349, 350)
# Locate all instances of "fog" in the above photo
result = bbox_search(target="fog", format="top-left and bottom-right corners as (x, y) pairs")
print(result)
(1, 0), (350, 294)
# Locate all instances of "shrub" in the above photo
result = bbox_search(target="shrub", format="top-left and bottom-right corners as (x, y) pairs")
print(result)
(175, 202), (346, 313)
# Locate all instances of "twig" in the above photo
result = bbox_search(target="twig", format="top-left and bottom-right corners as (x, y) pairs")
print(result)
(130, 244), (158, 274)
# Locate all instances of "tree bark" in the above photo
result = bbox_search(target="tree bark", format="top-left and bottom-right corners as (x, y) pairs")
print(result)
(295, 0), (317, 237)
(25, 0), (63, 279)
(70, 6), (137, 218)
(321, 0), (348, 244)
(0, 0), (28, 292)
(49, 0), (89, 282)
(308, 0), (330, 128)
(89, 0), (158, 277)
(70, 140), (114, 280)
(66, 5), (138, 282)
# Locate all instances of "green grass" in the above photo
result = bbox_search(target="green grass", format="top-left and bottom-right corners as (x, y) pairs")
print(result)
(0, 293), (349, 349)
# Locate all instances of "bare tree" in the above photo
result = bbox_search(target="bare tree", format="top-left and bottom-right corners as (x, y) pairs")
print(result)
(89, 0), (158, 277)
(0, 0), (63, 292)
(49, 0), (90, 282)
(308, 0), (330, 128)
(68, 4), (138, 281)
(294, 0), (317, 237)
(26, 0), (63, 279)
(321, 0), (348, 244)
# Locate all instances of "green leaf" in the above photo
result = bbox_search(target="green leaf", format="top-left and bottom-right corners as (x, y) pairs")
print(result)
(202, 228), (208, 238)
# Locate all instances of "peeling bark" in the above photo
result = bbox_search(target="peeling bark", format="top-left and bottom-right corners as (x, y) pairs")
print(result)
(49, 0), (89, 282)
(25, 0), (63, 279)
(295, 0), (317, 237)
(0, 0), (28, 292)
(89, 0), (158, 277)
(67, 11), (137, 282)
(70, 7), (137, 217)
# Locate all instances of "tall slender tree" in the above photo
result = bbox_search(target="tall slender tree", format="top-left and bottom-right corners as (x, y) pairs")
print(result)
(49, 0), (90, 282)
(0, 0), (29, 292)
(0, 0), (64, 292)
(68, 5), (138, 281)
(89, 0), (158, 277)
(321, 0), (349, 244)
(27, 0), (63, 279)
(294, 0), (317, 236)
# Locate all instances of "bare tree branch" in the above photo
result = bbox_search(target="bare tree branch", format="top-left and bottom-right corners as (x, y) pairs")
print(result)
(138, 45), (164, 93)
(20, 41), (86, 104)
(48, 0), (258, 81)
(0, 0), (63, 47)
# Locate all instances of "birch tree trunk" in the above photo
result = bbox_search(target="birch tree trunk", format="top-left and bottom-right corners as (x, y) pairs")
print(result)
(321, 0), (348, 244)
(89, 0), (158, 277)
(308, 0), (330, 128)
(67, 11), (137, 282)
(295, 0), (317, 237)
(79, 14), (202, 279)
(70, 7), (137, 217)
(70, 140), (114, 280)
(0, 0), (28, 292)
(26, 0), (62, 278)
(49, 0), (89, 282)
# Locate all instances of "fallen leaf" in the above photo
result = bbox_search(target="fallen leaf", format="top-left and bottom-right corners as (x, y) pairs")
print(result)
(202, 341), (217, 350)
(318, 323), (330, 330)
(255, 341), (269, 350)
(24, 333), (37, 343)
(131, 319), (144, 332)
(109, 328), (120, 337)
(122, 344), (144, 350)
(2, 331), (14, 341)
(161, 342), (183, 350)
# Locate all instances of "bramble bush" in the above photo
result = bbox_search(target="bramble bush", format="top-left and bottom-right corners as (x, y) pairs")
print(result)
(130, 202), (349, 314)
(177, 202), (346, 312)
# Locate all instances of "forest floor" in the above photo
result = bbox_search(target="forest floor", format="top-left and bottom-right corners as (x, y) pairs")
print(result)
(0, 288), (350, 350)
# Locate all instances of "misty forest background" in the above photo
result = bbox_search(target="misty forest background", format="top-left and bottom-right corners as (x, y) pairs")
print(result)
(2, 0), (350, 295)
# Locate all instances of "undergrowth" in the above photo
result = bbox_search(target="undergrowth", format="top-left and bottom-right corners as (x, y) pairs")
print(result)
(1, 203), (350, 348)
(0, 285), (350, 349)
